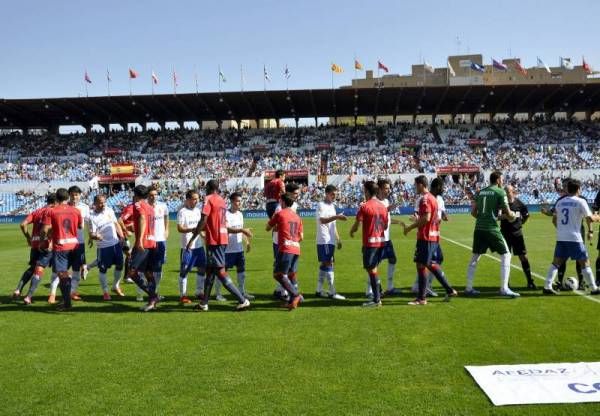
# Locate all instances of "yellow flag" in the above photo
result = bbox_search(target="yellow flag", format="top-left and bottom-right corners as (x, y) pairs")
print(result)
(331, 63), (344, 73)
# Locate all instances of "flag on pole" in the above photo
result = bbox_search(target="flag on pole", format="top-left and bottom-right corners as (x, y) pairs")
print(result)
(377, 60), (389, 73)
(219, 70), (227, 83)
(84, 70), (92, 83)
(354, 59), (363, 70)
(173, 70), (178, 86)
(424, 62), (434, 74)
(151, 71), (159, 84)
(515, 60), (528, 76)
(537, 57), (551, 73)
(129, 68), (139, 79)
(106, 69), (112, 82)
(331, 63), (343, 73)
(560, 57), (573, 70)
(284, 65), (291, 79)
(470, 62), (485, 73)
(583, 56), (592, 74)
(492, 59), (508, 71)
(263, 65), (271, 82)
(447, 61), (456, 77)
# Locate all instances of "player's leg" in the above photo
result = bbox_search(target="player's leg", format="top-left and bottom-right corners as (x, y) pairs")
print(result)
(211, 245), (246, 306)
(54, 252), (72, 310)
(383, 241), (399, 296)
(14, 249), (37, 298)
(556, 262), (567, 289)
(272, 242), (287, 299)
(425, 243), (456, 298)
(543, 242), (567, 295)
(48, 271), (59, 304)
(273, 253), (299, 307)
(466, 230), (486, 295)
(70, 243), (85, 300)
(111, 244), (125, 297)
(491, 231), (518, 297)
(316, 244), (327, 296)
(363, 247), (382, 307)
(234, 252), (253, 300)
(578, 258), (599, 293)
(194, 248), (207, 301)
(127, 248), (151, 295)
(178, 249), (193, 303)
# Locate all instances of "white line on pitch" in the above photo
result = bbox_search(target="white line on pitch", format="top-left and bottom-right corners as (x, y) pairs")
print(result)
(442, 236), (600, 305)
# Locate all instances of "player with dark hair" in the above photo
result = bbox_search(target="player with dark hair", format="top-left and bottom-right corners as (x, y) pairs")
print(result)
(265, 169), (286, 219)
(465, 171), (520, 297)
(500, 185), (536, 289)
(41, 188), (83, 311)
(543, 179), (600, 295)
(187, 180), (250, 311)
(267, 192), (304, 309)
(315, 184), (347, 300)
(350, 180), (388, 307)
(401, 176), (457, 305)
(376, 178), (402, 297)
(67, 185), (90, 300)
(225, 192), (254, 300)
(14, 193), (58, 304)
(148, 185), (169, 297)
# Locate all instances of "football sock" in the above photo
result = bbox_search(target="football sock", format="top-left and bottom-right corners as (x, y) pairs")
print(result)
(557, 262), (566, 286)
(544, 264), (559, 290)
(277, 275), (299, 299)
(178, 276), (188, 297)
(500, 253), (511, 291)
(98, 272), (109, 293)
(132, 275), (149, 295)
(368, 272), (381, 303)
(27, 275), (41, 297)
(416, 267), (428, 301)
(214, 279), (223, 297)
(582, 266), (598, 291)
(466, 254), (481, 290)
(575, 262), (583, 281)
(202, 274), (216, 304)
(218, 270), (244, 303)
(429, 264), (453, 294)
(71, 271), (81, 293)
(50, 273), (59, 295)
(196, 273), (206, 297)
(59, 278), (72, 308)
(316, 269), (325, 293)
(427, 272), (435, 290)
(113, 269), (122, 289)
(16, 268), (34, 292)
(326, 271), (336, 294)
(520, 258), (533, 284)
(365, 275), (373, 295)
(154, 272), (162, 293)
(237, 271), (246, 294)
(387, 263), (396, 291)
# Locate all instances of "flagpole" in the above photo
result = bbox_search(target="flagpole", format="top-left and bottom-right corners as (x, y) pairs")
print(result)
(173, 66), (176, 95)
(240, 64), (244, 92)
(218, 65), (221, 92)
(195, 70), (199, 95)
(285, 64), (289, 91)
(106, 69), (111, 97)
(151, 68), (155, 96)
(84, 71), (89, 98)
(331, 67), (334, 90)
(263, 64), (266, 92)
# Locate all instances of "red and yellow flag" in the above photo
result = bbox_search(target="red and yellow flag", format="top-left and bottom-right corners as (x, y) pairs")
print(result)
(354, 59), (363, 70)
(331, 63), (344, 73)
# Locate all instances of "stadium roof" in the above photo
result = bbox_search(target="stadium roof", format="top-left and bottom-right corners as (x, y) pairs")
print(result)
(1, 83), (599, 129)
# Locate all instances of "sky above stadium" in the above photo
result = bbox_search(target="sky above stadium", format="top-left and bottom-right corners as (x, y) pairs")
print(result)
(1, 0), (599, 100)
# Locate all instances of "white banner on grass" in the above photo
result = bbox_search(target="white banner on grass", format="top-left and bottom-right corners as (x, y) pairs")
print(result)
(465, 362), (600, 406)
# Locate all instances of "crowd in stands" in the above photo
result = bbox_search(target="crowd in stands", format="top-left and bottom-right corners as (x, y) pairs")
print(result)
(0, 119), (599, 215)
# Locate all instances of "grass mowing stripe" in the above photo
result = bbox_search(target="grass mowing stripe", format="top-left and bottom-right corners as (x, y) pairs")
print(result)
(442, 235), (600, 305)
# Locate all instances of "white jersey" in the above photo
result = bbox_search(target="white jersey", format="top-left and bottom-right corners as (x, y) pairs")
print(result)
(177, 206), (203, 249)
(273, 201), (298, 244)
(555, 195), (592, 243)
(316, 201), (337, 245)
(226, 210), (244, 253)
(73, 202), (90, 243)
(89, 207), (120, 249)
(151, 202), (169, 242)
(380, 198), (392, 242)
(436, 195), (446, 222)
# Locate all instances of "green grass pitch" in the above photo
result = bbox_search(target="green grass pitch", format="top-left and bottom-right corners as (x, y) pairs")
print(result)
(1, 213), (599, 415)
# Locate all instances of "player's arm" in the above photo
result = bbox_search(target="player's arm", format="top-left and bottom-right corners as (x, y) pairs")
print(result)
(40, 224), (51, 242)
(19, 218), (32, 246)
(349, 218), (360, 238)
(441, 211), (449, 222)
(118, 217), (130, 237)
(320, 214), (347, 224)
(401, 212), (429, 235)
(243, 234), (251, 253)
(552, 212), (557, 228)
(470, 200), (478, 218)
(227, 226), (253, 238)
(186, 214), (207, 250)
(335, 227), (342, 250)
(163, 212), (169, 239)
(265, 217), (276, 232)
(520, 202), (530, 225)
(135, 214), (146, 250)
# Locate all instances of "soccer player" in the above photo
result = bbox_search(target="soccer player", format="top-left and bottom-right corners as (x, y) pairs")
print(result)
(542, 179), (600, 295)
(225, 192), (254, 300)
(126, 185), (160, 312)
(148, 186), (169, 296)
(315, 184), (347, 300)
(350, 180), (388, 307)
(88, 194), (125, 300)
(367, 178), (401, 298)
(401, 176), (457, 305)
(266, 193), (304, 309)
(265, 169), (286, 219)
(465, 171), (520, 298)
(177, 190), (206, 304)
(67, 186), (90, 300)
(41, 188), (83, 311)
(118, 201), (135, 287)
(187, 180), (250, 312)
(14, 193), (57, 304)
(500, 185), (536, 290)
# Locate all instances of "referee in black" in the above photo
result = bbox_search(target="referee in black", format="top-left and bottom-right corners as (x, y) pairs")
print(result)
(500, 184), (536, 289)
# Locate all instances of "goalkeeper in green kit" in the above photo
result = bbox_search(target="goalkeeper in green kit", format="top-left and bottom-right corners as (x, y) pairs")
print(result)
(465, 171), (520, 298)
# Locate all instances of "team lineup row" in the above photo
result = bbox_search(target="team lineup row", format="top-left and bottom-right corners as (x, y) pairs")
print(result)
(10, 171), (600, 311)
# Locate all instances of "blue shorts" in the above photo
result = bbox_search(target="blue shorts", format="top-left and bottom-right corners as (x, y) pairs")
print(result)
(362, 246), (384, 270)
(180, 247), (206, 276)
(72, 243), (86, 271)
(130, 248), (154, 272)
(274, 252), (299, 275)
(29, 248), (53, 268)
(379, 240), (397, 263)
(414, 240), (441, 266)
(151, 241), (167, 272)
(266, 201), (279, 219)
(225, 251), (245, 272)
(98, 243), (124, 272)
(554, 241), (588, 261)
(317, 244), (335, 263)
(272, 243), (278, 258)
(206, 245), (227, 269)
(53, 250), (78, 273)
